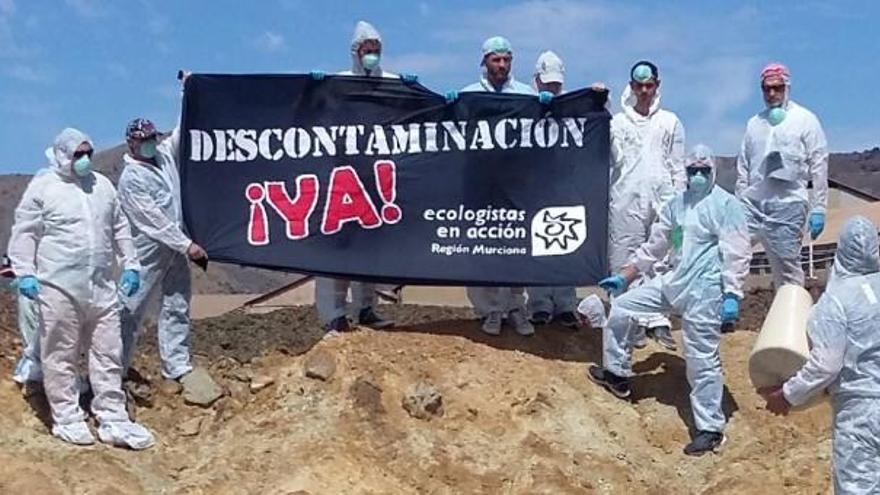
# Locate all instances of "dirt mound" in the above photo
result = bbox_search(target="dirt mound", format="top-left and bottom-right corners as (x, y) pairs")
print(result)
(0, 290), (833, 493)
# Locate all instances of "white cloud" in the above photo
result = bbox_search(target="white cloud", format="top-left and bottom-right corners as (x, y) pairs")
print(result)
(5, 64), (50, 83)
(0, 0), (15, 17)
(64, 0), (105, 18)
(253, 31), (286, 53)
(383, 52), (468, 76)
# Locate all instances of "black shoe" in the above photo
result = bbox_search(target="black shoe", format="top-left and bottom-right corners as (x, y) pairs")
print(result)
(530, 311), (552, 325)
(587, 365), (631, 399)
(326, 316), (352, 332)
(358, 307), (394, 329)
(557, 311), (580, 329)
(721, 322), (735, 334)
(650, 325), (677, 351)
(683, 430), (726, 456)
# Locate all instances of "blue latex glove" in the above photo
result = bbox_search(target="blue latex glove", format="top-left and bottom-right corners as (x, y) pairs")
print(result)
(445, 90), (459, 104)
(309, 70), (325, 81)
(401, 73), (419, 84)
(809, 211), (825, 240)
(18, 275), (40, 299)
(598, 274), (626, 297)
(120, 269), (140, 297)
(720, 293), (739, 322)
(538, 91), (554, 104)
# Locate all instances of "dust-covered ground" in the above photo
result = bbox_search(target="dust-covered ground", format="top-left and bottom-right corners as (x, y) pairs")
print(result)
(0, 288), (833, 494)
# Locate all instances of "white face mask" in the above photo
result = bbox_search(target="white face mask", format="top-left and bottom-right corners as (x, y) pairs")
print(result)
(73, 156), (92, 177)
(687, 171), (710, 193)
(767, 106), (787, 126)
(361, 53), (380, 71)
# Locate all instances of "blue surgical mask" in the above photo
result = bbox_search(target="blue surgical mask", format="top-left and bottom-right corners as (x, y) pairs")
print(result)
(139, 140), (158, 159)
(687, 172), (709, 192)
(767, 106), (786, 126)
(73, 156), (92, 177)
(361, 53), (380, 71)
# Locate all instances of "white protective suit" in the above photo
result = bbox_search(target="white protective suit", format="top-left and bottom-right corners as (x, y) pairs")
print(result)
(117, 127), (194, 380)
(603, 146), (751, 433)
(609, 83), (686, 330)
(461, 69), (535, 317)
(527, 50), (577, 319)
(736, 99), (828, 289)
(7, 128), (139, 428)
(782, 216), (880, 494)
(316, 20), (395, 325)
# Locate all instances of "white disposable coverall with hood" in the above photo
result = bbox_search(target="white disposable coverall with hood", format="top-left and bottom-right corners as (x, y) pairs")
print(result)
(782, 216), (880, 494)
(117, 126), (194, 380)
(8, 128), (139, 427)
(736, 99), (828, 289)
(461, 57), (535, 318)
(603, 145), (751, 433)
(609, 83), (685, 331)
(316, 20), (396, 326)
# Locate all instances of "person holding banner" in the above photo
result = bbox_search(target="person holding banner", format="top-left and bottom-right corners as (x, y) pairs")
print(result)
(760, 216), (880, 494)
(117, 116), (221, 405)
(608, 60), (685, 351)
(458, 36), (536, 336)
(590, 145), (751, 456)
(313, 20), (397, 332)
(8, 128), (154, 449)
(526, 51), (579, 329)
(735, 62), (828, 290)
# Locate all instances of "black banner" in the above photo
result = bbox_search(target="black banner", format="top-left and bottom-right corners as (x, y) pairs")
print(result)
(180, 75), (610, 286)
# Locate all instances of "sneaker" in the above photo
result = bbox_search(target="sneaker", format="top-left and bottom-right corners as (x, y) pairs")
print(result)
(509, 309), (535, 336)
(587, 365), (631, 399)
(358, 307), (394, 329)
(650, 325), (677, 351)
(683, 430), (726, 456)
(52, 421), (95, 446)
(557, 311), (580, 329)
(98, 421), (156, 450)
(481, 311), (503, 336)
(530, 311), (552, 325)
(326, 316), (351, 333)
(633, 327), (648, 349)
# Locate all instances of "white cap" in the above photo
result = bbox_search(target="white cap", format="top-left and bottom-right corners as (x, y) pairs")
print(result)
(535, 50), (564, 84)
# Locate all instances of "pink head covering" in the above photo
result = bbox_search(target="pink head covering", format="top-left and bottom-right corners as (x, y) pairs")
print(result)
(761, 62), (790, 84)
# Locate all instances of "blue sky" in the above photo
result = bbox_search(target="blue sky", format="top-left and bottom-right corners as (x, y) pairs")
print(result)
(0, 0), (877, 173)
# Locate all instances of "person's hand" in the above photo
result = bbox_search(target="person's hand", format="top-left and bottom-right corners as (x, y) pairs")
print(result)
(178, 70), (192, 83)
(445, 90), (459, 104)
(538, 91), (554, 104)
(809, 212), (825, 240)
(18, 275), (40, 299)
(758, 385), (792, 416)
(401, 73), (419, 84)
(120, 269), (140, 297)
(187, 242), (207, 261)
(310, 70), (326, 81)
(598, 274), (626, 297)
(590, 81), (608, 92)
(720, 293), (739, 322)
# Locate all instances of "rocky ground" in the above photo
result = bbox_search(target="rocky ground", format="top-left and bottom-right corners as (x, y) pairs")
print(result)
(0, 288), (833, 494)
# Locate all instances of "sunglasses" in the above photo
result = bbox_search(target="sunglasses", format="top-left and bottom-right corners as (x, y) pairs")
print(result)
(686, 166), (711, 176)
(72, 149), (94, 160)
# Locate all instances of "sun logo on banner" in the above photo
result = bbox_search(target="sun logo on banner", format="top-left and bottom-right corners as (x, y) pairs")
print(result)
(530, 206), (587, 256)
